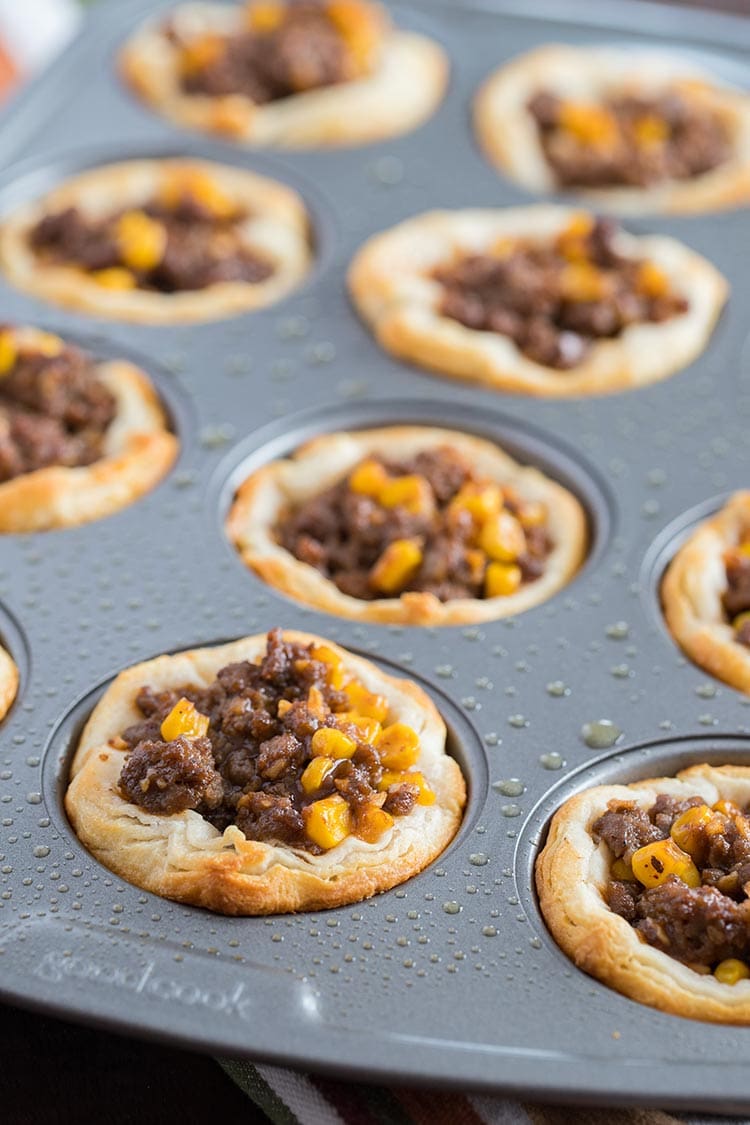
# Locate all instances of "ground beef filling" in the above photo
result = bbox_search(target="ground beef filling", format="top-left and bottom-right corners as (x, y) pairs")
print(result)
(29, 183), (274, 294)
(722, 545), (750, 647)
(173, 0), (381, 103)
(117, 628), (432, 854)
(528, 88), (732, 189)
(276, 445), (553, 602)
(434, 216), (688, 370)
(0, 333), (116, 482)
(593, 794), (750, 973)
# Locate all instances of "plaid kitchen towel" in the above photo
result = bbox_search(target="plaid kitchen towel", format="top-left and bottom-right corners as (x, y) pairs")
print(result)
(6, 4), (750, 1124)
(218, 1058), (750, 1125)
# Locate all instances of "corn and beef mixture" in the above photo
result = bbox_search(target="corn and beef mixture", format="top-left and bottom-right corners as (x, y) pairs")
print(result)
(594, 795), (750, 982)
(277, 445), (552, 602)
(170, 0), (384, 104)
(117, 628), (435, 853)
(29, 170), (273, 294)
(528, 89), (732, 189)
(433, 216), (688, 371)
(723, 542), (750, 648)
(0, 331), (116, 482)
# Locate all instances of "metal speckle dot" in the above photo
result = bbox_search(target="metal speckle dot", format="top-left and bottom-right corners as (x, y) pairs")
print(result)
(469, 853), (489, 867)
(442, 901), (461, 915)
(546, 681), (569, 697)
(508, 715), (527, 728)
(540, 752), (565, 770)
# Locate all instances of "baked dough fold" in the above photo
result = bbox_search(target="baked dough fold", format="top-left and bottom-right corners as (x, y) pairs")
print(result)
(120, 2), (448, 148)
(474, 45), (750, 214)
(65, 631), (466, 914)
(0, 326), (177, 533)
(537, 764), (750, 1023)
(226, 425), (587, 624)
(0, 159), (311, 324)
(347, 206), (728, 397)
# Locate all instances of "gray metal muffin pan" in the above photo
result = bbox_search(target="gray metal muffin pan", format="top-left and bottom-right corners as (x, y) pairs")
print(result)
(1, 0), (750, 1111)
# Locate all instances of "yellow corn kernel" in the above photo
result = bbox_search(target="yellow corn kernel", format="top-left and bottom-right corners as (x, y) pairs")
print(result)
(327, 0), (382, 75)
(310, 643), (346, 689)
(300, 755), (336, 794)
(517, 500), (547, 529)
(304, 794), (352, 850)
(356, 802), (394, 843)
(344, 681), (389, 722)
(348, 458), (389, 497)
(160, 697), (210, 741)
(311, 726), (357, 759)
(369, 539), (423, 595)
(379, 770), (435, 805)
(277, 699), (292, 717)
(478, 511), (526, 563)
(559, 102), (618, 148)
(336, 712), (381, 743)
(632, 114), (669, 148)
(556, 213), (594, 262)
(245, 0), (284, 31)
(492, 235), (517, 258)
(377, 475), (433, 516)
(161, 169), (235, 220)
(670, 804), (716, 858)
(448, 482), (502, 524)
(485, 561), (522, 599)
(631, 838), (700, 889)
(210, 100), (250, 138)
(115, 210), (167, 273)
(179, 33), (224, 75)
(738, 542), (750, 558)
(376, 722), (420, 770)
(611, 858), (635, 881)
(0, 330), (16, 376)
(714, 958), (750, 985)
(559, 262), (607, 302)
(91, 267), (136, 290)
(636, 260), (670, 299)
(713, 799), (743, 818)
(306, 684), (326, 715)
(35, 331), (64, 357)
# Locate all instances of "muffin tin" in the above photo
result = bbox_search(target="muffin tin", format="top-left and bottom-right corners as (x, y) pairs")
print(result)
(1, 0), (750, 1111)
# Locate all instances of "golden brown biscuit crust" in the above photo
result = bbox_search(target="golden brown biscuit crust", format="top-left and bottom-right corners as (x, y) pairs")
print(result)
(474, 45), (750, 214)
(119, 2), (448, 149)
(226, 425), (588, 624)
(65, 631), (466, 915)
(663, 492), (750, 694)
(0, 642), (18, 722)
(537, 764), (750, 1023)
(347, 207), (728, 397)
(0, 159), (311, 324)
(0, 326), (178, 533)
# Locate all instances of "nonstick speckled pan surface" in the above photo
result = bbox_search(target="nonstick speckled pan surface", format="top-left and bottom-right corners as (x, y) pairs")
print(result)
(1, 0), (750, 1111)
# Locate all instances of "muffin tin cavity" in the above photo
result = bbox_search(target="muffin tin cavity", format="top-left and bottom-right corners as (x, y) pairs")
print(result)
(0, 142), (337, 316)
(216, 396), (615, 593)
(515, 734), (750, 950)
(44, 641), (488, 881)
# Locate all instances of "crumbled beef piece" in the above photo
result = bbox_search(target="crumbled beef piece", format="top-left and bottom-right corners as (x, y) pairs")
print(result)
(528, 89), (731, 189)
(0, 341), (117, 482)
(277, 445), (554, 603)
(599, 789), (750, 970)
(29, 198), (274, 295)
(434, 218), (688, 371)
(116, 629), (436, 853)
(724, 553), (750, 620)
(592, 800), (665, 862)
(118, 736), (222, 815)
(635, 879), (750, 967)
(606, 879), (639, 922)
(179, 1), (352, 104)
